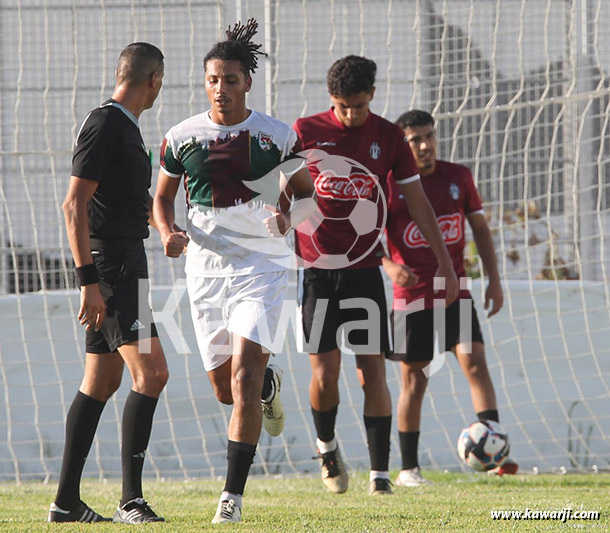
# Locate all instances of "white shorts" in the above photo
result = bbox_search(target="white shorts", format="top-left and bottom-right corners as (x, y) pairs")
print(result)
(187, 270), (288, 371)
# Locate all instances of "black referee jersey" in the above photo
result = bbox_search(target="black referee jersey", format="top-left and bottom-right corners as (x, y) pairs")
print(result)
(72, 99), (152, 240)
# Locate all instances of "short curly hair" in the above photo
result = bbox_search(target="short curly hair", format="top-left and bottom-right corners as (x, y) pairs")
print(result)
(204, 18), (267, 77)
(395, 109), (435, 130)
(326, 55), (376, 96)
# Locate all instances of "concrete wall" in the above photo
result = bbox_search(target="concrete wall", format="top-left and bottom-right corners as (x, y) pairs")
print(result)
(0, 279), (608, 481)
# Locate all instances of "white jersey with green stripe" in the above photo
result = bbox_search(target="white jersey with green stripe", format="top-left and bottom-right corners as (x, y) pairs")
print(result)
(160, 109), (302, 277)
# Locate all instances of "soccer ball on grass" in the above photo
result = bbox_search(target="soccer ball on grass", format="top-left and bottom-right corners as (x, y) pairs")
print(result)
(457, 420), (510, 471)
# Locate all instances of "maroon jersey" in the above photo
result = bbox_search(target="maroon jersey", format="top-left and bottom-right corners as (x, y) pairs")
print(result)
(293, 109), (419, 269)
(385, 160), (484, 309)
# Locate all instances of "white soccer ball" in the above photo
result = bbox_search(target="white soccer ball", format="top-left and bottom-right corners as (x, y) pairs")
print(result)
(457, 420), (510, 471)
(293, 150), (387, 269)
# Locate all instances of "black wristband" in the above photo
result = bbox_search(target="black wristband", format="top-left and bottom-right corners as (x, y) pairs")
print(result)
(75, 263), (99, 286)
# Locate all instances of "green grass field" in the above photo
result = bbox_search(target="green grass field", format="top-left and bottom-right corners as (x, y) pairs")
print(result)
(0, 472), (607, 532)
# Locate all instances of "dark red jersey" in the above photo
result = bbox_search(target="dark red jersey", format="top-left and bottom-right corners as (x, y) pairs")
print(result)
(385, 160), (484, 309)
(293, 109), (419, 269)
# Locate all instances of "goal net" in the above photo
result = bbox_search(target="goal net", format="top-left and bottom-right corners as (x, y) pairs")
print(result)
(0, 0), (609, 482)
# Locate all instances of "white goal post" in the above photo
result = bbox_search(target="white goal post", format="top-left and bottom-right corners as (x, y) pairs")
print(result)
(1, 0), (609, 482)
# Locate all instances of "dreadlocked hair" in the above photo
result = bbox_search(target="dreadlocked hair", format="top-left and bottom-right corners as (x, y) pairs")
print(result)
(204, 18), (267, 76)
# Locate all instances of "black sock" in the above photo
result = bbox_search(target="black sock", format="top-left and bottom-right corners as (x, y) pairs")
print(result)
(311, 405), (338, 443)
(55, 391), (106, 510)
(261, 367), (273, 401)
(120, 390), (158, 506)
(224, 440), (257, 495)
(399, 431), (420, 470)
(363, 415), (392, 471)
(477, 409), (499, 423)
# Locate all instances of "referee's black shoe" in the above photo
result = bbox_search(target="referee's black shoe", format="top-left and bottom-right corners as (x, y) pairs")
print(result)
(113, 498), (165, 523)
(48, 501), (111, 522)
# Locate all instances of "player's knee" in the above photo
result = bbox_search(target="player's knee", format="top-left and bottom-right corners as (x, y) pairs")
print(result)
(402, 363), (429, 393)
(361, 374), (387, 395)
(313, 368), (340, 392)
(89, 381), (121, 402)
(412, 376), (428, 398)
(134, 366), (169, 396)
(405, 373), (427, 395)
(216, 392), (234, 405)
(213, 382), (234, 405)
(81, 373), (122, 401)
(157, 366), (170, 388)
(105, 375), (123, 397)
(231, 367), (260, 401)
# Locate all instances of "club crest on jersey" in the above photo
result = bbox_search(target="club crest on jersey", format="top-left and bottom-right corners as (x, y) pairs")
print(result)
(370, 142), (381, 160)
(449, 183), (460, 200)
(258, 132), (273, 151)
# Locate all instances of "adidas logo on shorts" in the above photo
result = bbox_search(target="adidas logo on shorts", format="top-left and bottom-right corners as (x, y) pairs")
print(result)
(130, 319), (146, 332)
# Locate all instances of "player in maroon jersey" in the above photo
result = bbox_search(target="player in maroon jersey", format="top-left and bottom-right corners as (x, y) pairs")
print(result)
(383, 109), (518, 486)
(293, 56), (458, 495)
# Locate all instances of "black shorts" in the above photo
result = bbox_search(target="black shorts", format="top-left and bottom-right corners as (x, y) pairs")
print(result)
(85, 238), (158, 354)
(387, 299), (484, 363)
(300, 267), (390, 355)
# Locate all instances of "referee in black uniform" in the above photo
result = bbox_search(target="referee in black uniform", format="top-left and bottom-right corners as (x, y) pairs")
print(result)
(49, 43), (184, 524)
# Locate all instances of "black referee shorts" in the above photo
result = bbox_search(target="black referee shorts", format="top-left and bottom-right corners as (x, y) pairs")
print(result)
(300, 267), (390, 355)
(388, 299), (484, 363)
(85, 238), (158, 354)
